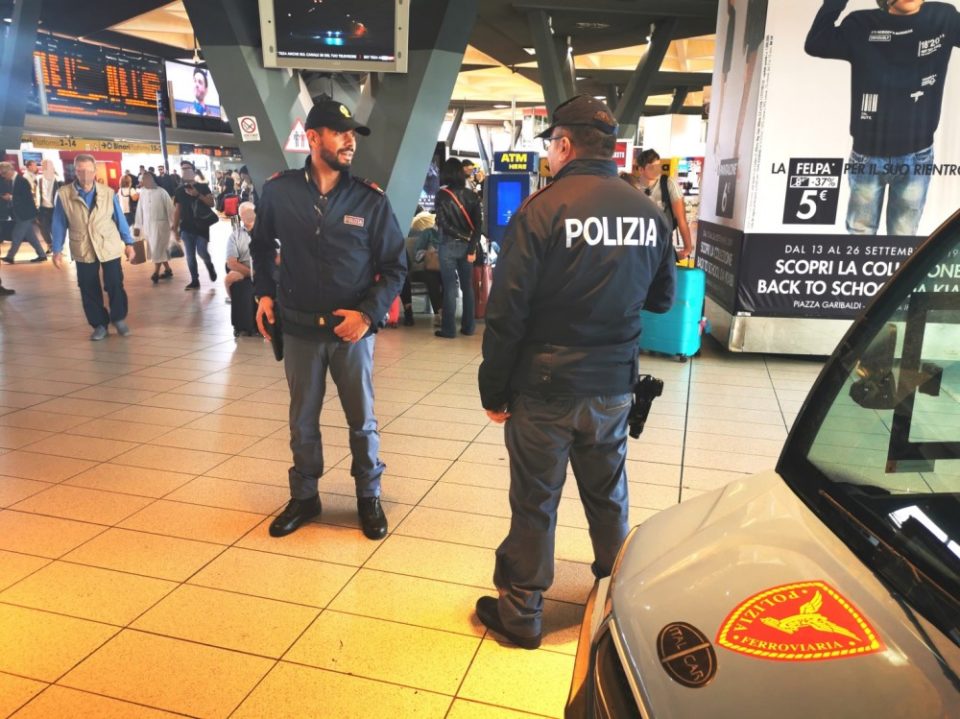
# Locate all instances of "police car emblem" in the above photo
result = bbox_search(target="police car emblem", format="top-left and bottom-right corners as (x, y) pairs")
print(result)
(344, 215), (365, 227)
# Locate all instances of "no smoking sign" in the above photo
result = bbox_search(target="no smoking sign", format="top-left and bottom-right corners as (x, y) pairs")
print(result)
(238, 115), (261, 142)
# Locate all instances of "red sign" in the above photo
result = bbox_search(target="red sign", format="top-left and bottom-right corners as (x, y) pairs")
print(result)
(716, 581), (884, 662)
(613, 140), (633, 171)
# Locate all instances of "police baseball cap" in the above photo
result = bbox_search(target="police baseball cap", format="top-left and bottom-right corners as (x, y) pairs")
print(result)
(305, 99), (370, 136)
(536, 94), (618, 139)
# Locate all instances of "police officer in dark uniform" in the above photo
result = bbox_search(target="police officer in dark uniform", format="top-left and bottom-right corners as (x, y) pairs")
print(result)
(475, 95), (676, 648)
(251, 99), (407, 541)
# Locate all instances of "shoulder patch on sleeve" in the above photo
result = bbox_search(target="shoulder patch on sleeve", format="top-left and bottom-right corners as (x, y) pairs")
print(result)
(265, 169), (297, 184)
(356, 177), (385, 195)
(519, 182), (555, 212)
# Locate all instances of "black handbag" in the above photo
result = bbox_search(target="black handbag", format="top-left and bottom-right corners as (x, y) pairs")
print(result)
(193, 199), (219, 229)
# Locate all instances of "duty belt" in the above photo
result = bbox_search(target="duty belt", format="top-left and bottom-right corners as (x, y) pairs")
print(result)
(280, 306), (344, 330)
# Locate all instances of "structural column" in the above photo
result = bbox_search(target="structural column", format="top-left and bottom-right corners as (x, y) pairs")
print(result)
(0, 0), (43, 153)
(616, 18), (677, 140)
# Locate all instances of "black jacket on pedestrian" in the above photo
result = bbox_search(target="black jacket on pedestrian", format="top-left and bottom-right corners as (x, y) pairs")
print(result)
(11, 175), (38, 222)
(250, 160), (407, 340)
(435, 185), (482, 255)
(479, 159), (676, 411)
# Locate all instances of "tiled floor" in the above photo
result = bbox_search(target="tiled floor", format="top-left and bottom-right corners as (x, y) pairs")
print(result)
(0, 226), (824, 718)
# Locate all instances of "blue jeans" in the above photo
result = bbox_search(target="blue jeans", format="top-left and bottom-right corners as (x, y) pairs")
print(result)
(181, 230), (214, 282)
(283, 332), (385, 500)
(846, 146), (933, 236)
(494, 392), (633, 638)
(439, 240), (475, 336)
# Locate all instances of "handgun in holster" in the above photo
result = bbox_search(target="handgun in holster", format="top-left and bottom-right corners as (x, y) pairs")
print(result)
(628, 375), (664, 439)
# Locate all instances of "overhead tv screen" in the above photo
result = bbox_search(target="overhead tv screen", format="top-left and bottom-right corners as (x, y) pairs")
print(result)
(259, 0), (409, 73)
(165, 61), (223, 119)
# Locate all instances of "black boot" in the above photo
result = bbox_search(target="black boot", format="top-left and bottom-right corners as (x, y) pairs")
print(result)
(403, 305), (415, 326)
(269, 496), (321, 537)
(357, 497), (388, 540)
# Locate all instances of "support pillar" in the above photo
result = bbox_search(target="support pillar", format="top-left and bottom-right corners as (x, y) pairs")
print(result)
(0, 0), (43, 153)
(616, 18), (677, 140)
(183, 0), (311, 187)
(527, 11), (575, 114)
(349, 0), (478, 234)
(446, 107), (464, 148)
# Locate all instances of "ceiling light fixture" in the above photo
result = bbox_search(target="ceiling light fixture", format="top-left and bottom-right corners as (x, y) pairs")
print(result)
(523, 47), (536, 55)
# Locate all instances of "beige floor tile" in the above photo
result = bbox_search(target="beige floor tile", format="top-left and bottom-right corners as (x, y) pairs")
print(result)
(217, 399), (288, 421)
(240, 436), (303, 461)
(0, 604), (117, 681)
(0, 673), (47, 718)
(382, 417), (483, 442)
(67, 386), (160, 404)
(320, 467), (434, 505)
(11, 485), (153, 525)
(28, 397), (126, 419)
(629, 481), (681, 511)
(400, 404), (490, 425)
(0, 550), (49, 591)
(203, 454), (290, 486)
(0, 561), (176, 625)
(151, 427), (258, 455)
(237, 518), (381, 566)
(100, 376), (187, 393)
(378, 432), (467, 460)
(182, 414), (286, 436)
(132, 584), (317, 657)
(111, 445), (230, 476)
(543, 560), (596, 606)
(167, 381), (254, 400)
(446, 699), (545, 719)
(335, 450), (452, 481)
(683, 447), (774, 474)
(231, 662), (451, 719)
(458, 442), (511, 467)
(330, 569), (486, 637)
(286, 611), (479, 694)
(11, 686), (183, 719)
(0, 426), (53, 450)
(138, 393), (230, 413)
(0, 511), (105, 558)
(0, 476), (51, 507)
(64, 417), (172, 443)
(366, 535), (494, 588)
(682, 466), (751, 492)
(539, 599), (586, 655)
(102, 405), (205, 428)
(395, 506), (509, 548)
(555, 525), (595, 565)
(0, 378), (87, 396)
(63, 463), (196, 498)
(63, 528), (224, 582)
(459, 638), (574, 718)
(60, 630), (273, 719)
(165, 476), (289, 514)
(440, 461), (511, 489)
(120, 500), (266, 545)
(188, 547), (356, 607)
(421, 483), (510, 518)
(0, 450), (96, 482)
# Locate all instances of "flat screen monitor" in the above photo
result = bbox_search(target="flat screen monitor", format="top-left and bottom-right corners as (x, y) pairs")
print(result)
(259, 0), (409, 73)
(165, 61), (224, 120)
(30, 34), (166, 124)
(485, 175), (529, 249)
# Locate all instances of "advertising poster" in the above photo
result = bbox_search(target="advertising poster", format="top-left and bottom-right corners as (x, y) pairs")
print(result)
(700, 0), (960, 319)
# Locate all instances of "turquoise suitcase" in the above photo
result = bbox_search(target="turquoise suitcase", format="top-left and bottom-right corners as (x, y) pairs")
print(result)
(639, 266), (706, 360)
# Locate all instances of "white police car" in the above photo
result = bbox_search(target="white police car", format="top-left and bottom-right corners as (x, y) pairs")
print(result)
(567, 211), (960, 718)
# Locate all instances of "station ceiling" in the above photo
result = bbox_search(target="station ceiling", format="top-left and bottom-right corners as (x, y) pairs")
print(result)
(28, 0), (721, 118)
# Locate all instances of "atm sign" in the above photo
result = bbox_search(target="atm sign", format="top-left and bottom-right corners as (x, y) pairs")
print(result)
(494, 151), (538, 173)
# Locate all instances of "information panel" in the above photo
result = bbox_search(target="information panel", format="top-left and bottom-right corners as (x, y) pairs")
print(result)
(31, 35), (165, 123)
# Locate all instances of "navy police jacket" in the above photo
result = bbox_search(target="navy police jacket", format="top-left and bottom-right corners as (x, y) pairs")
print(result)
(250, 160), (407, 340)
(478, 159), (676, 410)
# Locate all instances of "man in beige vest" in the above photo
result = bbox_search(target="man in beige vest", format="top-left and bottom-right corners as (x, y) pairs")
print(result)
(52, 154), (136, 341)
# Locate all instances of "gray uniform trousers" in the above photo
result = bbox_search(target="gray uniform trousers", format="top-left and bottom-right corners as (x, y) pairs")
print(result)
(495, 391), (633, 638)
(283, 332), (385, 500)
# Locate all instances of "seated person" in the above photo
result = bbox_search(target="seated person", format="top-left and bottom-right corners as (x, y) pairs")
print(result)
(225, 202), (258, 336)
(400, 213), (443, 326)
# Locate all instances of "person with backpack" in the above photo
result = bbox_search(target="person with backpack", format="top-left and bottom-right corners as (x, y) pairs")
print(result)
(216, 176), (240, 229)
(636, 149), (694, 260)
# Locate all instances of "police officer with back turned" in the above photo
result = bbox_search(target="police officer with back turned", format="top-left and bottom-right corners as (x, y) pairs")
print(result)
(251, 99), (407, 541)
(475, 95), (676, 648)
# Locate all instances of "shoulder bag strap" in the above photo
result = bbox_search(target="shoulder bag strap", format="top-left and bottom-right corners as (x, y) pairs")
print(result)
(440, 187), (475, 232)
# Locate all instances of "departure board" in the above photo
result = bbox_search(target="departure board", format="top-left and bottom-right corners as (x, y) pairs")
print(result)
(31, 34), (166, 123)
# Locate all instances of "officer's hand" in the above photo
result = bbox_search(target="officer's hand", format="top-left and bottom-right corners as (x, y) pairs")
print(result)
(467, 253), (476, 264)
(124, 245), (136, 263)
(333, 309), (371, 343)
(52, 252), (65, 270)
(257, 296), (275, 340)
(486, 409), (511, 424)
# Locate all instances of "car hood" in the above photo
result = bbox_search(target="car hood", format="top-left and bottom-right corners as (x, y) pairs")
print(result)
(610, 471), (960, 719)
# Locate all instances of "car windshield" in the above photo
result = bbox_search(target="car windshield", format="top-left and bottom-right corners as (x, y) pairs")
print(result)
(779, 212), (960, 646)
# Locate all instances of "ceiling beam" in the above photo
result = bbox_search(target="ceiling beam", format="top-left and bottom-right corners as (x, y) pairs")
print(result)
(512, 0), (718, 19)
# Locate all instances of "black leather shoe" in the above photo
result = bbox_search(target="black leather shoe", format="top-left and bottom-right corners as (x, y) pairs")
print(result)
(475, 596), (541, 649)
(357, 497), (387, 540)
(269, 496), (321, 537)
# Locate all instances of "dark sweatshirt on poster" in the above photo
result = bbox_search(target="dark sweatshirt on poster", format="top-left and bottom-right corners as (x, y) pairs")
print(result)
(478, 159), (676, 411)
(805, 0), (960, 157)
(250, 161), (407, 341)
